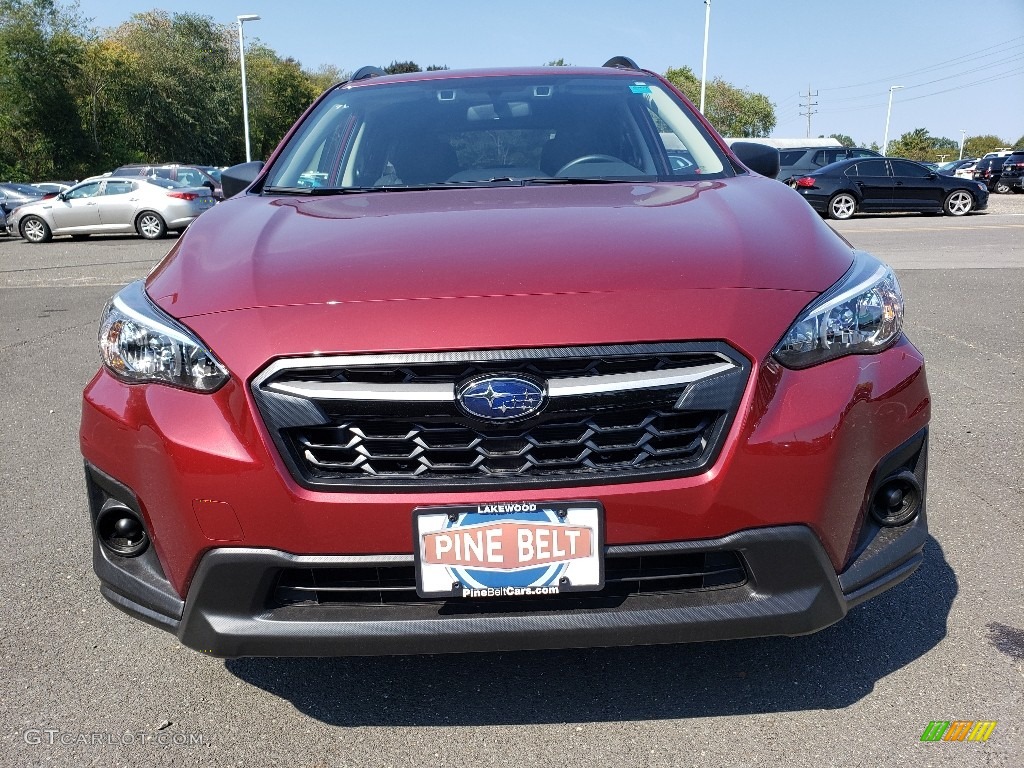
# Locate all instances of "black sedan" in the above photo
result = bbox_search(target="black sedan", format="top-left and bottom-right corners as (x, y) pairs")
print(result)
(792, 158), (989, 219)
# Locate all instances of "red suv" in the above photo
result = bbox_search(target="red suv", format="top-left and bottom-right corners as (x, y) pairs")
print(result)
(82, 60), (930, 657)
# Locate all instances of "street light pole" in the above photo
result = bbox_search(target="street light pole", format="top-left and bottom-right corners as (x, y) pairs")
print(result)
(699, 0), (711, 114)
(959, 129), (967, 161)
(237, 14), (261, 163)
(882, 85), (903, 156)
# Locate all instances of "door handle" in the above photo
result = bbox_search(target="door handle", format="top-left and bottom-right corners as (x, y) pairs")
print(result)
(895, 182), (904, 186)
(86, 201), (97, 205)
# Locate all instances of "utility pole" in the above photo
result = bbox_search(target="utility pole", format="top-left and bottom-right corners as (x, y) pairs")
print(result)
(799, 85), (818, 138)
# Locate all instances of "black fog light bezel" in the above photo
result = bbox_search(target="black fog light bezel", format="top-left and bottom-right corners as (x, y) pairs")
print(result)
(95, 501), (150, 557)
(869, 470), (923, 528)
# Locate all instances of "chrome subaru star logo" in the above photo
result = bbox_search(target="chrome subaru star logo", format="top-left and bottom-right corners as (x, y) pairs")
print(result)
(457, 376), (546, 421)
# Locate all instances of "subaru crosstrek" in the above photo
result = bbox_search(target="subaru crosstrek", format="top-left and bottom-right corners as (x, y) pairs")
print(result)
(81, 59), (930, 657)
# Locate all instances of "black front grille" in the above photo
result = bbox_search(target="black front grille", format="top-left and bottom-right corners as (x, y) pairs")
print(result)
(252, 343), (749, 491)
(290, 407), (716, 479)
(271, 550), (747, 608)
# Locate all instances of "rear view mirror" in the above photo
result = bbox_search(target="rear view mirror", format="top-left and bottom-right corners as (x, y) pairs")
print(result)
(221, 161), (264, 198)
(731, 142), (781, 178)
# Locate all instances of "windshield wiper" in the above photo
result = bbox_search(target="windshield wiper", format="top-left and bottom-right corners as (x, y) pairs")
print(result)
(262, 186), (380, 195)
(264, 182), (517, 195)
(521, 177), (635, 186)
(263, 178), (635, 196)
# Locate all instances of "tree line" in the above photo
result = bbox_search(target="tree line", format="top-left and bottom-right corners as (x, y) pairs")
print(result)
(827, 130), (1024, 161)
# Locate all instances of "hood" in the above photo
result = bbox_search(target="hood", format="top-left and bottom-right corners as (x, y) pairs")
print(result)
(147, 176), (852, 318)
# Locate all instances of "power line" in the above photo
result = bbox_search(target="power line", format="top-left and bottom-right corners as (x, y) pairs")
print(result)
(822, 52), (1024, 104)
(816, 66), (1024, 115)
(818, 35), (1024, 92)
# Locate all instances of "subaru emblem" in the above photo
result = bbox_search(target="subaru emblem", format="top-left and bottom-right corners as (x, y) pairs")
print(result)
(457, 376), (546, 421)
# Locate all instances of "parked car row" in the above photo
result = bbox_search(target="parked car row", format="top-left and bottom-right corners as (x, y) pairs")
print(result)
(6, 177), (215, 243)
(2, 162), (225, 243)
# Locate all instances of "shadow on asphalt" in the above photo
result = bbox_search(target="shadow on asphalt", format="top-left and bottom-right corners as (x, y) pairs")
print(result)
(226, 536), (956, 726)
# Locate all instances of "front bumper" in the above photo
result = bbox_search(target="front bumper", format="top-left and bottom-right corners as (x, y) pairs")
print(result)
(82, 330), (931, 656)
(94, 504), (927, 657)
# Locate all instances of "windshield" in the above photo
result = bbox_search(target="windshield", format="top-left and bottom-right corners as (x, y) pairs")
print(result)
(264, 73), (730, 191)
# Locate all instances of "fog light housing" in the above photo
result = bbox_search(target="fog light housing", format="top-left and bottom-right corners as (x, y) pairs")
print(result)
(95, 502), (149, 557)
(870, 471), (922, 527)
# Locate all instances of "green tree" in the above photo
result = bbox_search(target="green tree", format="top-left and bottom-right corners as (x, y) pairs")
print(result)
(0, 0), (89, 178)
(664, 65), (775, 137)
(545, 58), (568, 66)
(964, 134), (1008, 158)
(305, 63), (348, 93)
(383, 60), (421, 74)
(244, 45), (320, 159)
(1013, 134), (1024, 150)
(107, 11), (239, 165)
(885, 128), (933, 160)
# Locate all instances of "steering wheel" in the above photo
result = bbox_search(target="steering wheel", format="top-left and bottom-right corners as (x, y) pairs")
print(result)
(555, 154), (623, 175)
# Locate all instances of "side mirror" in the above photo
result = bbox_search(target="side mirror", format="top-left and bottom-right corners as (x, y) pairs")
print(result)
(221, 161), (264, 199)
(203, 180), (215, 191)
(731, 142), (781, 179)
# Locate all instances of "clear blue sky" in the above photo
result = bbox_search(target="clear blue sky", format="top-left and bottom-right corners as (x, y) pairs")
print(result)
(75, 0), (1024, 149)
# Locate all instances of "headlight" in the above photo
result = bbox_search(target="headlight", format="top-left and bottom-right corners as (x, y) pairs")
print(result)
(773, 253), (903, 369)
(99, 280), (228, 392)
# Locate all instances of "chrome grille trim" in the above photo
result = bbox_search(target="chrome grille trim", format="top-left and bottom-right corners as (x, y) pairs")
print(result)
(265, 360), (738, 401)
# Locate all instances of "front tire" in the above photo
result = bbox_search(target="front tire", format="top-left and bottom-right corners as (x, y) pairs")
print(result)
(827, 192), (857, 220)
(943, 190), (974, 216)
(21, 215), (52, 243)
(136, 211), (167, 239)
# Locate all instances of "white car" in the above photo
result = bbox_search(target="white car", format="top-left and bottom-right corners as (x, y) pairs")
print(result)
(954, 161), (977, 179)
(8, 177), (214, 243)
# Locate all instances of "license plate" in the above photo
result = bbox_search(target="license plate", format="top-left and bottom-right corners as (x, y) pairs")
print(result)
(413, 501), (604, 599)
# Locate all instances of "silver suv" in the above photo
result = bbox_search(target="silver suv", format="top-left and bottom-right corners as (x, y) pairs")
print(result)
(777, 146), (882, 185)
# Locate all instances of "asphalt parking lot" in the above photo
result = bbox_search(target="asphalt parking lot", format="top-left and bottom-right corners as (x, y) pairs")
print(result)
(1, 193), (1021, 767)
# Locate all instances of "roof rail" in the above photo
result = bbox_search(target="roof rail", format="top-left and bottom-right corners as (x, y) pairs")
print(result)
(602, 56), (640, 70)
(351, 65), (386, 81)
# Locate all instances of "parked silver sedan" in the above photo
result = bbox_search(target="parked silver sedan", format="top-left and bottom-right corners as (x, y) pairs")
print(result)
(7, 177), (214, 243)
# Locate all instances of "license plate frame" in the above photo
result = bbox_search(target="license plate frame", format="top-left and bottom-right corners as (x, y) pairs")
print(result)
(413, 501), (605, 599)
